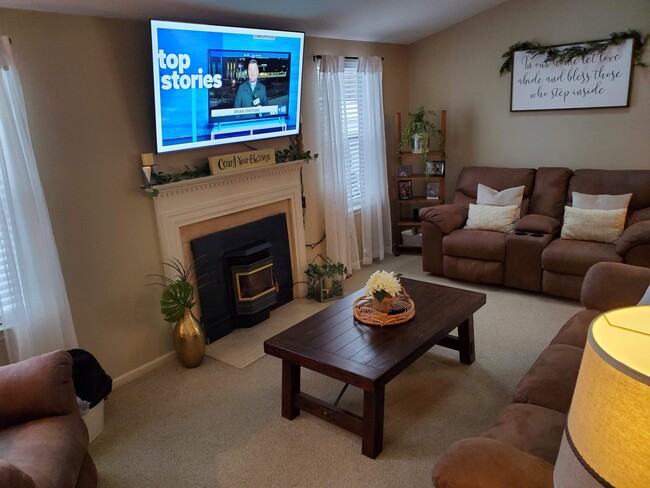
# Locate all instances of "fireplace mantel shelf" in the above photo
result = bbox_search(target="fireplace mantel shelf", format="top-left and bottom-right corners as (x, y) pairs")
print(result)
(152, 159), (308, 198)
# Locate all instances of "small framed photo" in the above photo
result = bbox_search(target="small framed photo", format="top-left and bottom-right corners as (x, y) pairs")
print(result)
(426, 160), (445, 177)
(426, 182), (440, 200)
(398, 180), (412, 200)
(396, 165), (412, 177)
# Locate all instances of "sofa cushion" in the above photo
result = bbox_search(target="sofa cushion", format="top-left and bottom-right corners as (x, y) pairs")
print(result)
(444, 229), (506, 261)
(431, 437), (554, 488)
(443, 256), (504, 284)
(514, 214), (560, 234)
(567, 169), (650, 215)
(542, 238), (622, 275)
(477, 184), (525, 207)
(550, 310), (600, 349)
(465, 204), (519, 233)
(511, 344), (584, 413)
(560, 206), (627, 244)
(481, 403), (566, 465)
(572, 191), (632, 210)
(452, 167), (535, 214)
(0, 414), (89, 488)
(528, 167), (572, 220)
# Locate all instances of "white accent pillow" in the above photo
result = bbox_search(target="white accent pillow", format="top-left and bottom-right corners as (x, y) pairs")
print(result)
(464, 204), (520, 233)
(477, 184), (525, 207)
(572, 192), (632, 210)
(561, 206), (627, 243)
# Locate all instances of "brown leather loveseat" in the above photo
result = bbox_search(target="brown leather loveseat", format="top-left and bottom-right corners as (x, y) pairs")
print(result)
(0, 350), (98, 488)
(431, 262), (650, 487)
(420, 167), (650, 299)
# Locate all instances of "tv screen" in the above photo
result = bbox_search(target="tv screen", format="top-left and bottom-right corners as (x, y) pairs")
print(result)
(150, 20), (305, 153)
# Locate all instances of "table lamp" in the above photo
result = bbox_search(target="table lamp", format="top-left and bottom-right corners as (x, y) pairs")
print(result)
(554, 305), (650, 487)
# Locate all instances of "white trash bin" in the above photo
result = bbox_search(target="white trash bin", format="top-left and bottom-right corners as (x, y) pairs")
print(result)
(82, 399), (104, 443)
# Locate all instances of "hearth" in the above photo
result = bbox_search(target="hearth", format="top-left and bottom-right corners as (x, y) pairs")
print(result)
(190, 213), (293, 342)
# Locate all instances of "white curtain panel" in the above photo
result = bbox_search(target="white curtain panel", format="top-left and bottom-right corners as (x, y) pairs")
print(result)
(317, 56), (360, 273)
(357, 56), (391, 264)
(0, 36), (77, 362)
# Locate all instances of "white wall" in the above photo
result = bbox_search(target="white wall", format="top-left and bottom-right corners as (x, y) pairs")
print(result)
(409, 0), (650, 196)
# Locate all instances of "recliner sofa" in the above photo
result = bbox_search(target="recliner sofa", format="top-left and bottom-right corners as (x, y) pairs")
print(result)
(420, 166), (650, 299)
(0, 350), (98, 488)
(431, 262), (650, 487)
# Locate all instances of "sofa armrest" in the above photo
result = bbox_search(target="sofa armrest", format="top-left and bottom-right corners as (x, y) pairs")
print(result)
(580, 262), (650, 311)
(0, 460), (36, 488)
(432, 437), (554, 488)
(0, 350), (79, 429)
(616, 220), (650, 256)
(514, 214), (560, 235)
(419, 204), (468, 235)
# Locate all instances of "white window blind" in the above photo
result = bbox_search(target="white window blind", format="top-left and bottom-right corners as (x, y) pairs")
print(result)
(0, 184), (16, 327)
(343, 58), (362, 211)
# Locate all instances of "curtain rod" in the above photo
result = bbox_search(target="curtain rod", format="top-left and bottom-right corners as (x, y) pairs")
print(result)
(313, 55), (384, 61)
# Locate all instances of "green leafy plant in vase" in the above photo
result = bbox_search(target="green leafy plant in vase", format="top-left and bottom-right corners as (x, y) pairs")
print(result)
(399, 105), (445, 162)
(305, 257), (347, 302)
(150, 258), (205, 368)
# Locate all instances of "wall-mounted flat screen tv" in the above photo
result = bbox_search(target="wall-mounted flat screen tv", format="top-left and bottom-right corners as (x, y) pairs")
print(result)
(150, 20), (305, 153)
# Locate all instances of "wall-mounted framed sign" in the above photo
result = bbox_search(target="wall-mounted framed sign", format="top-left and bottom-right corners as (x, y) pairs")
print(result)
(511, 38), (634, 111)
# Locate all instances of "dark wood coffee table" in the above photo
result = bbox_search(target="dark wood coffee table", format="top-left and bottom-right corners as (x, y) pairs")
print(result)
(263, 277), (486, 458)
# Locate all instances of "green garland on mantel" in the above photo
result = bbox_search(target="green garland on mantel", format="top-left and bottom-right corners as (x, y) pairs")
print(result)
(500, 30), (648, 76)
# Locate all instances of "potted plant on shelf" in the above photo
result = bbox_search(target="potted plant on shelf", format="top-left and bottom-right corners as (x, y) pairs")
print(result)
(305, 256), (347, 302)
(150, 258), (205, 368)
(398, 106), (444, 161)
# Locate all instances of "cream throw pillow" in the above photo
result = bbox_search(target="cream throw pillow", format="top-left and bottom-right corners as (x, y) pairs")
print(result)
(572, 192), (632, 210)
(477, 184), (525, 207)
(464, 204), (520, 233)
(561, 206), (627, 243)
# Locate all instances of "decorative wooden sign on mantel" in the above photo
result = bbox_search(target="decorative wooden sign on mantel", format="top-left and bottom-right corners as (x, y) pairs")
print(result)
(511, 38), (634, 111)
(208, 148), (276, 175)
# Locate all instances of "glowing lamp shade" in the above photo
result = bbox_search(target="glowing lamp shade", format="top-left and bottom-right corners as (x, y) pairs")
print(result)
(554, 306), (650, 487)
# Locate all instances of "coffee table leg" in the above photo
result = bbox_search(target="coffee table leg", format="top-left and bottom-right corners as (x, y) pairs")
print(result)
(458, 317), (475, 364)
(282, 360), (300, 419)
(362, 385), (385, 458)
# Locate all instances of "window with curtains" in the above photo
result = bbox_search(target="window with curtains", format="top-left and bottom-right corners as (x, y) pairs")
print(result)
(343, 58), (362, 211)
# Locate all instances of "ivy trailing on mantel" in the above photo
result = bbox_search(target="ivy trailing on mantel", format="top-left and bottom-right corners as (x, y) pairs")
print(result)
(500, 30), (648, 76)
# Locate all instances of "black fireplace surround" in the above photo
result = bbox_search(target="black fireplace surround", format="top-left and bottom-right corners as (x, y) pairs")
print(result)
(190, 213), (293, 342)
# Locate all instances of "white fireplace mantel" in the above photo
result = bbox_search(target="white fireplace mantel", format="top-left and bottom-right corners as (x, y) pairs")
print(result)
(152, 160), (308, 295)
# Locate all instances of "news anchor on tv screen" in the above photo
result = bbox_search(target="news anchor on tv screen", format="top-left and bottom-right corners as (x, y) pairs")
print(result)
(234, 59), (268, 117)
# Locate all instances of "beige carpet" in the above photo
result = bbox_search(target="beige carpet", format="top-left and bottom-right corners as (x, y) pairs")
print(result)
(90, 255), (581, 487)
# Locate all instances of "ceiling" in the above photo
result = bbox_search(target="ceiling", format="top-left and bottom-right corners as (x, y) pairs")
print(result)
(0, 0), (508, 45)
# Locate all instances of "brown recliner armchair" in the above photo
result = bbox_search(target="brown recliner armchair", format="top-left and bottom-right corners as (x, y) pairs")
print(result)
(0, 350), (98, 488)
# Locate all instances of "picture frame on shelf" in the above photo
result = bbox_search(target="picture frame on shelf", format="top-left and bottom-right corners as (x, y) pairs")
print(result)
(396, 165), (412, 177)
(426, 182), (440, 200)
(398, 180), (413, 200)
(426, 160), (445, 177)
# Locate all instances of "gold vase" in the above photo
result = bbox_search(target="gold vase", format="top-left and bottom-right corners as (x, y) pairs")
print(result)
(173, 309), (205, 368)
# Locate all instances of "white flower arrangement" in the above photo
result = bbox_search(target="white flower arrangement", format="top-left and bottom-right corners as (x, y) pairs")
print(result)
(364, 270), (402, 302)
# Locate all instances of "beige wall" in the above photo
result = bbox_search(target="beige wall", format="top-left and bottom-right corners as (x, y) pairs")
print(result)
(408, 0), (650, 197)
(0, 9), (408, 376)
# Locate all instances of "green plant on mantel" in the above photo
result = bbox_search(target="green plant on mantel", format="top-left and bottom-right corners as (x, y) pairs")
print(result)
(398, 106), (445, 162)
(499, 29), (648, 76)
(275, 132), (318, 163)
(141, 163), (211, 198)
